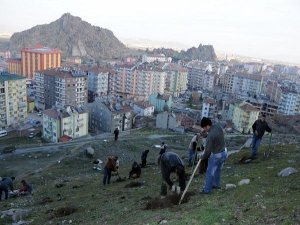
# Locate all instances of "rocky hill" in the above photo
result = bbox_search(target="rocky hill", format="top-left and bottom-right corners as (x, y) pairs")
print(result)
(9, 13), (128, 59)
(150, 44), (217, 62)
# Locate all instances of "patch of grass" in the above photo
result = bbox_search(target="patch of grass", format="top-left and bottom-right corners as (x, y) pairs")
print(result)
(0, 131), (299, 225)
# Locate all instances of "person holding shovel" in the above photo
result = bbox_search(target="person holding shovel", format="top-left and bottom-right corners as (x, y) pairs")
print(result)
(251, 114), (272, 159)
(158, 152), (186, 196)
(200, 117), (227, 194)
(103, 156), (119, 185)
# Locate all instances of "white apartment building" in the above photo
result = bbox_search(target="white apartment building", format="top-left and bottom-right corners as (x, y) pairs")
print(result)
(42, 105), (88, 143)
(278, 88), (299, 115)
(133, 101), (154, 117)
(0, 72), (27, 129)
(87, 67), (111, 101)
(201, 98), (217, 119)
(187, 61), (213, 90)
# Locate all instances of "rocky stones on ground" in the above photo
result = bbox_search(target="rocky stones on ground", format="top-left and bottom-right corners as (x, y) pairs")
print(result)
(225, 184), (237, 189)
(278, 167), (297, 177)
(238, 179), (250, 186)
(85, 147), (94, 157)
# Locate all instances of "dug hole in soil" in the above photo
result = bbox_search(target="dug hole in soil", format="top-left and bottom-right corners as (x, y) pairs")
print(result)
(48, 206), (77, 219)
(144, 191), (195, 210)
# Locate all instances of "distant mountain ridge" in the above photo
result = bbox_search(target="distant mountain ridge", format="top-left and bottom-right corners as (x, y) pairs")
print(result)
(9, 13), (128, 59)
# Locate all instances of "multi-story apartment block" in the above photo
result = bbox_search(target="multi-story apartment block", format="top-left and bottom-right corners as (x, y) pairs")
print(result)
(222, 72), (263, 97)
(163, 63), (188, 97)
(264, 80), (282, 103)
(232, 102), (259, 133)
(35, 68), (88, 110)
(278, 88), (299, 115)
(201, 98), (217, 119)
(187, 61), (212, 90)
(87, 67), (113, 102)
(8, 45), (61, 80)
(42, 105), (88, 143)
(87, 100), (134, 133)
(113, 63), (166, 100)
(0, 72), (27, 129)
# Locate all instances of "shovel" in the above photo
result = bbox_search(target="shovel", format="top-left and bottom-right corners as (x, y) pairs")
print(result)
(179, 158), (202, 205)
(264, 132), (272, 158)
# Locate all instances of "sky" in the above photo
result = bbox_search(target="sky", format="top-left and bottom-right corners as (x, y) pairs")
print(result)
(1, 0), (300, 64)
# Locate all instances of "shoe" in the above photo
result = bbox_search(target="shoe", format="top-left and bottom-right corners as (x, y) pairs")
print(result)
(200, 190), (210, 195)
(212, 186), (221, 189)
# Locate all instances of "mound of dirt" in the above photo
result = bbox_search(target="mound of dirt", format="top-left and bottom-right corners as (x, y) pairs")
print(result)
(144, 192), (195, 210)
(124, 181), (144, 188)
(116, 177), (127, 182)
(49, 206), (77, 218)
(39, 197), (53, 205)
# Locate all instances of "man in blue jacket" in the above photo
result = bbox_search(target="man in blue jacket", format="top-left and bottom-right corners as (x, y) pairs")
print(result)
(251, 114), (272, 159)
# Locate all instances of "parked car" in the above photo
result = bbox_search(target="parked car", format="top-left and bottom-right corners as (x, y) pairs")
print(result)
(28, 132), (35, 138)
(37, 112), (42, 117)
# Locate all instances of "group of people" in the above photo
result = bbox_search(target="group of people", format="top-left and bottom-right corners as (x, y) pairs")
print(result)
(159, 113), (271, 195)
(0, 177), (32, 201)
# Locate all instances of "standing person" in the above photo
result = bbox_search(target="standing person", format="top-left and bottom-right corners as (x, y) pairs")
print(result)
(141, 149), (150, 168)
(251, 114), (272, 159)
(159, 142), (167, 155)
(114, 127), (119, 141)
(200, 117), (227, 194)
(188, 134), (200, 166)
(158, 152), (186, 195)
(103, 156), (118, 185)
(0, 176), (15, 200)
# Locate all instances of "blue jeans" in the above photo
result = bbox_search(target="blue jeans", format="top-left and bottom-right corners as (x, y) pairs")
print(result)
(103, 167), (112, 185)
(188, 148), (195, 165)
(251, 134), (262, 158)
(203, 150), (227, 193)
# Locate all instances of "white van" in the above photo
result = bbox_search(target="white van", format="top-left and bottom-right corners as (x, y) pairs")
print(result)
(0, 130), (8, 137)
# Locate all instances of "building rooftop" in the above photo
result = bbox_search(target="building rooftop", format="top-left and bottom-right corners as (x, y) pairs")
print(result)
(239, 102), (259, 112)
(21, 45), (61, 54)
(0, 72), (26, 81)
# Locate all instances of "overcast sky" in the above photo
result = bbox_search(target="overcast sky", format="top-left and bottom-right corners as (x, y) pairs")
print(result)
(1, 0), (299, 64)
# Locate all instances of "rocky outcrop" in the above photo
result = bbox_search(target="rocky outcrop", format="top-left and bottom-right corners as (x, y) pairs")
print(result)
(9, 13), (128, 59)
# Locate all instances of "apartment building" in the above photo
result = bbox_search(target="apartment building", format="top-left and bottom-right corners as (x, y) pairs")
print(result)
(149, 93), (172, 113)
(133, 101), (154, 117)
(35, 68), (88, 110)
(186, 61), (213, 90)
(222, 72), (263, 97)
(87, 100), (134, 133)
(278, 88), (299, 115)
(232, 102), (259, 133)
(0, 72), (27, 129)
(42, 105), (88, 143)
(163, 63), (188, 97)
(201, 98), (217, 119)
(8, 45), (61, 80)
(87, 67), (113, 102)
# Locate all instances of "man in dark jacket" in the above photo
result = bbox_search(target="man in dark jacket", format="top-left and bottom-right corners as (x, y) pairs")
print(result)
(114, 127), (119, 141)
(129, 161), (141, 178)
(251, 114), (271, 159)
(141, 149), (150, 168)
(159, 152), (186, 194)
(103, 156), (118, 185)
(200, 117), (227, 194)
(0, 176), (15, 200)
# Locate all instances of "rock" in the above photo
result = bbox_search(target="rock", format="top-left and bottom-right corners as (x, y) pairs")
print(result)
(159, 220), (168, 224)
(85, 147), (94, 157)
(225, 184), (237, 189)
(1, 208), (31, 222)
(238, 179), (250, 186)
(278, 167), (297, 177)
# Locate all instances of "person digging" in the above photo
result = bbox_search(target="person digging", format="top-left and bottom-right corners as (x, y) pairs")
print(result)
(158, 152), (186, 197)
